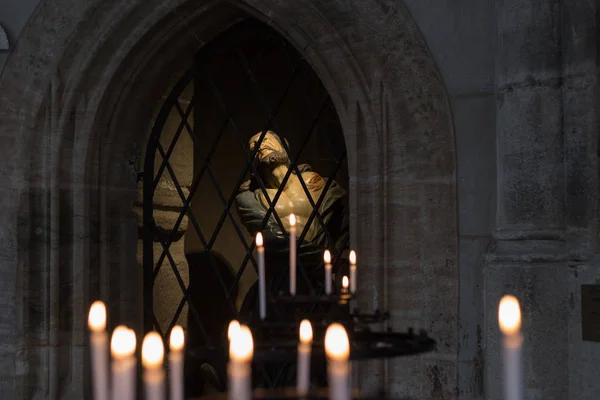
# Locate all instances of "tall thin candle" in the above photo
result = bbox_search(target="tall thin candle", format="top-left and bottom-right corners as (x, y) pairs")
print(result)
(349, 251), (357, 294)
(169, 326), (185, 400)
(296, 319), (313, 395)
(142, 332), (165, 400)
(341, 276), (349, 294)
(499, 295), (523, 400)
(228, 325), (254, 400)
(88, 301), (108, 400)
(110, 326), (137, 400)
(289, 213), (297, 295)
(256, 233), (266, 319)
(324, 250), (332, 295)
(325, 323), (350, 400)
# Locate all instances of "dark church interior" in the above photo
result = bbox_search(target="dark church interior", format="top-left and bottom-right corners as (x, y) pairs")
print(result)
(0, 1), (598, 399)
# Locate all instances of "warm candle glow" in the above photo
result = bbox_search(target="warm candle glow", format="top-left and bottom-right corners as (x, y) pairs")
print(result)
(111, 326), (136, 358)
(342, 276), (349, 290)
(88, 301), (106, 332)
(299, 320), (313, 344)
(498, 295), (522, 336)
(228, 320), (241, 341)
(256, 232), (263, 247)
(142, 332), (164, 368)
(349, 250), (356, 265)
(230, 325), (254, 362)
(324, 250), (331, 264)
(289, 213), (296, 227)
(169, 326), (184, 352)
(324, 323), (349, 361)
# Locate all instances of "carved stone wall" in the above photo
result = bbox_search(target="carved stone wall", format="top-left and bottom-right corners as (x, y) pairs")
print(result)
(0, 1), (462, 399)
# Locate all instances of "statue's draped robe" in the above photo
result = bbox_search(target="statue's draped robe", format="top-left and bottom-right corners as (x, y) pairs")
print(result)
(234, 166), (348, 252)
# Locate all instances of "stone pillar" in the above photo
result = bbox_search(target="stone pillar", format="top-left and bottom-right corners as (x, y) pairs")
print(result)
(486, 1), (568, 399)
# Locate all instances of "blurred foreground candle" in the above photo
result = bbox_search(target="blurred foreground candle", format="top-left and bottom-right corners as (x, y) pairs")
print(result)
(341, 276), (349, 294)
(169, 326), (185, 400)
(88, 301), (108, 400)
(256, 233), (266, 319)
(228, 320), (241, 342)
(296, 320), (313, 395)
(325, 323), (350, 400)
(324, 250), (332, 295)
(349, 251), (357, 294)
(111, 326), (137, 400)
(142, 332), (165, 400)
(228, 325), (254, 400)
(498, 295), (523, 400)
(289, 213), (297, 295)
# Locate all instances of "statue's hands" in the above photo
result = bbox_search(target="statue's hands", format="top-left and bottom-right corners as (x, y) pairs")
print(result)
(239, 179), (252, 193)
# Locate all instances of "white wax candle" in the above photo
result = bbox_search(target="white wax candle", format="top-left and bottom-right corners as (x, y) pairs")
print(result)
(256, 233), (266, 320)
(289, 214), (297, 296)
(349, 251), (357, 294)
(341, 276), (349, 294)
(88, 301), (109, 400)
(228, 325), (254, 400)
(169, 326), (185, 400)
(110, 326), (137, 400)
(142, 332), (165, 400)
(324, 250), (332, 295)
(499, 295), (523, 400)
(325, 323), (350, 400)
(296, 320), (312, 395)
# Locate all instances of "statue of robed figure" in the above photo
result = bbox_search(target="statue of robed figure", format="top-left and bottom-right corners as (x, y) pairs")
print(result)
(235, 130), (349, 300)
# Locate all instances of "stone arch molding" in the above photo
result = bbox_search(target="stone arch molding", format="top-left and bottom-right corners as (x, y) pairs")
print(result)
(0, 0), (456, 398)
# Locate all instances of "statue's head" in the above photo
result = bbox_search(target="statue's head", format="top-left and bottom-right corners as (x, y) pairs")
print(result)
(249, 130), (290, 168)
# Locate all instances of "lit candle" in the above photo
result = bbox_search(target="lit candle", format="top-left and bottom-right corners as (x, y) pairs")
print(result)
(297, 320), (313, 395)
(228, 325), (254, 400)
(325, 323), (350, 400)
(88, 301), (109, 400)
(110, 326), (137, 400)
(169, 326), (185, 400)
(256, 233), (266, 320)
(289, 213), (297, 296)
(498, 295), (523, 400)
(349, 251), (357, 294)
(324, 250), (332, 295)
(142, 332), (165, 400)
(228, 320), (241, 342)
(341, 276), (349, 294)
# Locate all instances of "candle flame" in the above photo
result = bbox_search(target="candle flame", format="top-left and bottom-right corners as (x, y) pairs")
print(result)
(111, 326), (136, 358)
(498, 295), (521, 335)
(228, 320), (241, 341)
(325, 323), (349, 361)
(256, 232), (263, 247)
(324, 250), (331, 264)
(342, 276), (349, 290)
(169, 325), (184, 351)
(299, 320), (313, 344)
(142, 332), (164, 368)
(349, 250), (356, 265)
(230, 325), (254, 362)
(88, 301), (106, 332)
(289, 213), (296, 227)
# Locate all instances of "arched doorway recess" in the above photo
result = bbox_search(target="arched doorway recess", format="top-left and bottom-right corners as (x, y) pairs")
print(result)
(0, 0), (457, 398)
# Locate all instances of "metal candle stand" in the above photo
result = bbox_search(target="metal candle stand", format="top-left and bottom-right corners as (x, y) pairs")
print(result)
(249, 292), (436, 363)
(187, 292), (437, 399)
